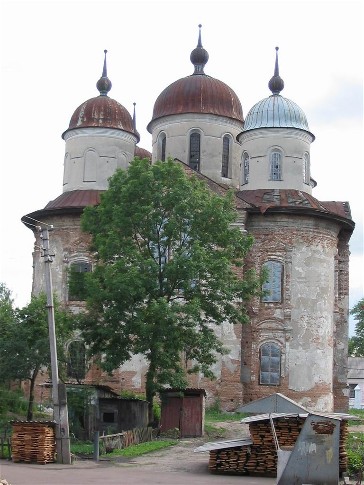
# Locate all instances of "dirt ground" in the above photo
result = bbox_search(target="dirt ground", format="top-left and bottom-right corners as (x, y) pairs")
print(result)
(118, 420), (363, 475)
(107, 420), (250, 472)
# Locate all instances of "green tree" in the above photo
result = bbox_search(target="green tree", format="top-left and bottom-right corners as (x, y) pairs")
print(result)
(0, 292), (74, 420)
(349, 298), (364, 356)
(80, 158), (260, 421)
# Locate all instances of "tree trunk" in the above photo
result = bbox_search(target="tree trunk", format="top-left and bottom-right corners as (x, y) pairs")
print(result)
(26, 368), (38, 421)
(145, 365), (156, 426)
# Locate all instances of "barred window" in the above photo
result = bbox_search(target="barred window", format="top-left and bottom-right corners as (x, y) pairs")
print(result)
(158, 133), (166, 162)
(303, 152), (310, 184)
(260, 342), (281, 385)
(270, 150), (282, 180)
(68, 261), (92, 301)
(221, 135), (230, 178)
(189, 132), (201, 171)
(242, 152), (249, 185)
(67, 340), (86, 380)
(262, 260), (283, 302)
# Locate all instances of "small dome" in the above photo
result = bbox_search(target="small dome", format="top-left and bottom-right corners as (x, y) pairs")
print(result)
(62, 50), (138, 140)
(243, 47), (311, 134)
(244, 95), (310, 131)
(148, 25), (243, 131)
(63, 96), (136, 136)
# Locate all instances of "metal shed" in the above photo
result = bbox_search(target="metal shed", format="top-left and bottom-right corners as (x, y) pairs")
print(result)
(159, 388), (206, 437)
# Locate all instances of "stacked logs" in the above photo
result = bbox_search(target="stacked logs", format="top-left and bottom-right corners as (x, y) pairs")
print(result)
(339, 420), (349, 474)
(11, 421), (56, 465)
(245, 417), (305, 476)
(208, 446), (249, 474)
(208, 416), (348, 476)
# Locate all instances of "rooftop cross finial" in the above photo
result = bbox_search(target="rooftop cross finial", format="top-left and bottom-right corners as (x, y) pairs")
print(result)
(102, 49), (108, 77)
(197, 24), (202, 48)
(268, 46), (284, 95)
(190, 24), (209, 75)
(96, 49), (112, 96)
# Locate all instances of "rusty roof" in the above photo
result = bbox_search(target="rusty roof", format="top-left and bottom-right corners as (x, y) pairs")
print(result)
(62, 96), (138, 141)
(236, 189), (354, 229)
(148, 75), (243, 131)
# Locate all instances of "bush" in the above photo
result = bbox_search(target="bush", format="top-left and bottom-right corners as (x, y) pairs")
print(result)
(347, 432), (364, 477)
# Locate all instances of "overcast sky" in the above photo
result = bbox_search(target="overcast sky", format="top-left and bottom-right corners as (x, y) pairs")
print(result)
(1, 0), (363, 334)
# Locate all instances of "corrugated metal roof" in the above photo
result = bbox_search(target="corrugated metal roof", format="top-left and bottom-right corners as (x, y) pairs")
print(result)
(62, 95), (138, 140)
(148, 74), (243, 131)
(243, 95), (311, 133)
(236, 189), (354, 228)
(236, 393), (308, 414)
(240, 412), (358, 424)
(194, 438), (252, 453)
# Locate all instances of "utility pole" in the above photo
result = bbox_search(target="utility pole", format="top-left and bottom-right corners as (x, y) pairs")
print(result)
(39, 226), (71, 465)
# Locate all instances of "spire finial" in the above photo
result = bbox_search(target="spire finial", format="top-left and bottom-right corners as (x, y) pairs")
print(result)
(197, 24), (202, 47)
(190, 24), (209, 75)
(96, 49), (112, 96)
(133, 102), (137, 131)
(268, 46), (284, 95)
(102, 49), (108, 77)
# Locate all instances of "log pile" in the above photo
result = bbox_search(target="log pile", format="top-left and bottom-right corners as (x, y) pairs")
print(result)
(11, 421), (56, 465)
(208, 416), (348, 476)
(208, 446), (249, 474)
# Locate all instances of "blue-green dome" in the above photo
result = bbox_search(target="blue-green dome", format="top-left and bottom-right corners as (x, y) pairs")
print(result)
(243, 47), (311, 133)
(244, 94), (310, 131)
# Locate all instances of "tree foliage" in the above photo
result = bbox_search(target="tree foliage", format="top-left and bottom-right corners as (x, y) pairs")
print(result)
(79, 158), (260, 418)
(0, 287), (74, 420)
(349, 298), (364, 356)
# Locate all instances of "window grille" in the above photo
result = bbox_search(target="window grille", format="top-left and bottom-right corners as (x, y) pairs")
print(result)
(68, 261), (92, 301)
(270, 151), (282, 180)
(161, 135), (166, 162)
(221, 136), (230, 178)
(242, 152), (249, 184)
(67, 340), (86, 380)
(303, 153), (310, 184)
(262, 260), (283, 302)
(189, 133), (200, 171)
(260, 342), (281, 385)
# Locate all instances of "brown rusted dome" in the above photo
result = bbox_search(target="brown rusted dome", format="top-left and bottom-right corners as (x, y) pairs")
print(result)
(62, 50), (138, 141)
(147, 25), (243, 132)
(63, 96), (136, 138)
(149, 75), (243, 127)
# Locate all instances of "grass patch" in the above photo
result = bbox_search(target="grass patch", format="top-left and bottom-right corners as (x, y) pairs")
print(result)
(205, 406), (246, 423)
(101, 439), (177, 458)
(70, 441), (94, 455)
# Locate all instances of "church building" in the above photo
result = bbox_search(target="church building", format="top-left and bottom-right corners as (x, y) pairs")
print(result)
(23, 26), (354, 412)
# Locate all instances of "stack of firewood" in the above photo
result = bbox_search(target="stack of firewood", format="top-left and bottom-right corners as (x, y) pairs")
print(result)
(208, 446), (249, 474)
(11, 421), (56, 465)
(208, 416), (349, 476)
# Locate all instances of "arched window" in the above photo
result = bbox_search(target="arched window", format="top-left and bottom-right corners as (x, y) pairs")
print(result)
(67, 340), (86, 380)
(221, 135), (231, 178)
(270, 150), (282, 181)
(68, 261), (92, 301)
(189, 132), (201, 171)
(303, 152), (310, 184)
(242, 152), (249, 185)
(260, 342), (281, 385)
(262, 260), (283, 302)
(158, 133), (167, 161)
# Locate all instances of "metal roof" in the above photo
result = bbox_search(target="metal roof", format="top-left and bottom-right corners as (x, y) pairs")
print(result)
(243, 94), (311, 133)
(240, 412), (359, 424)
(194, 438), (252, 453)
(236, 393), (308, 414)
